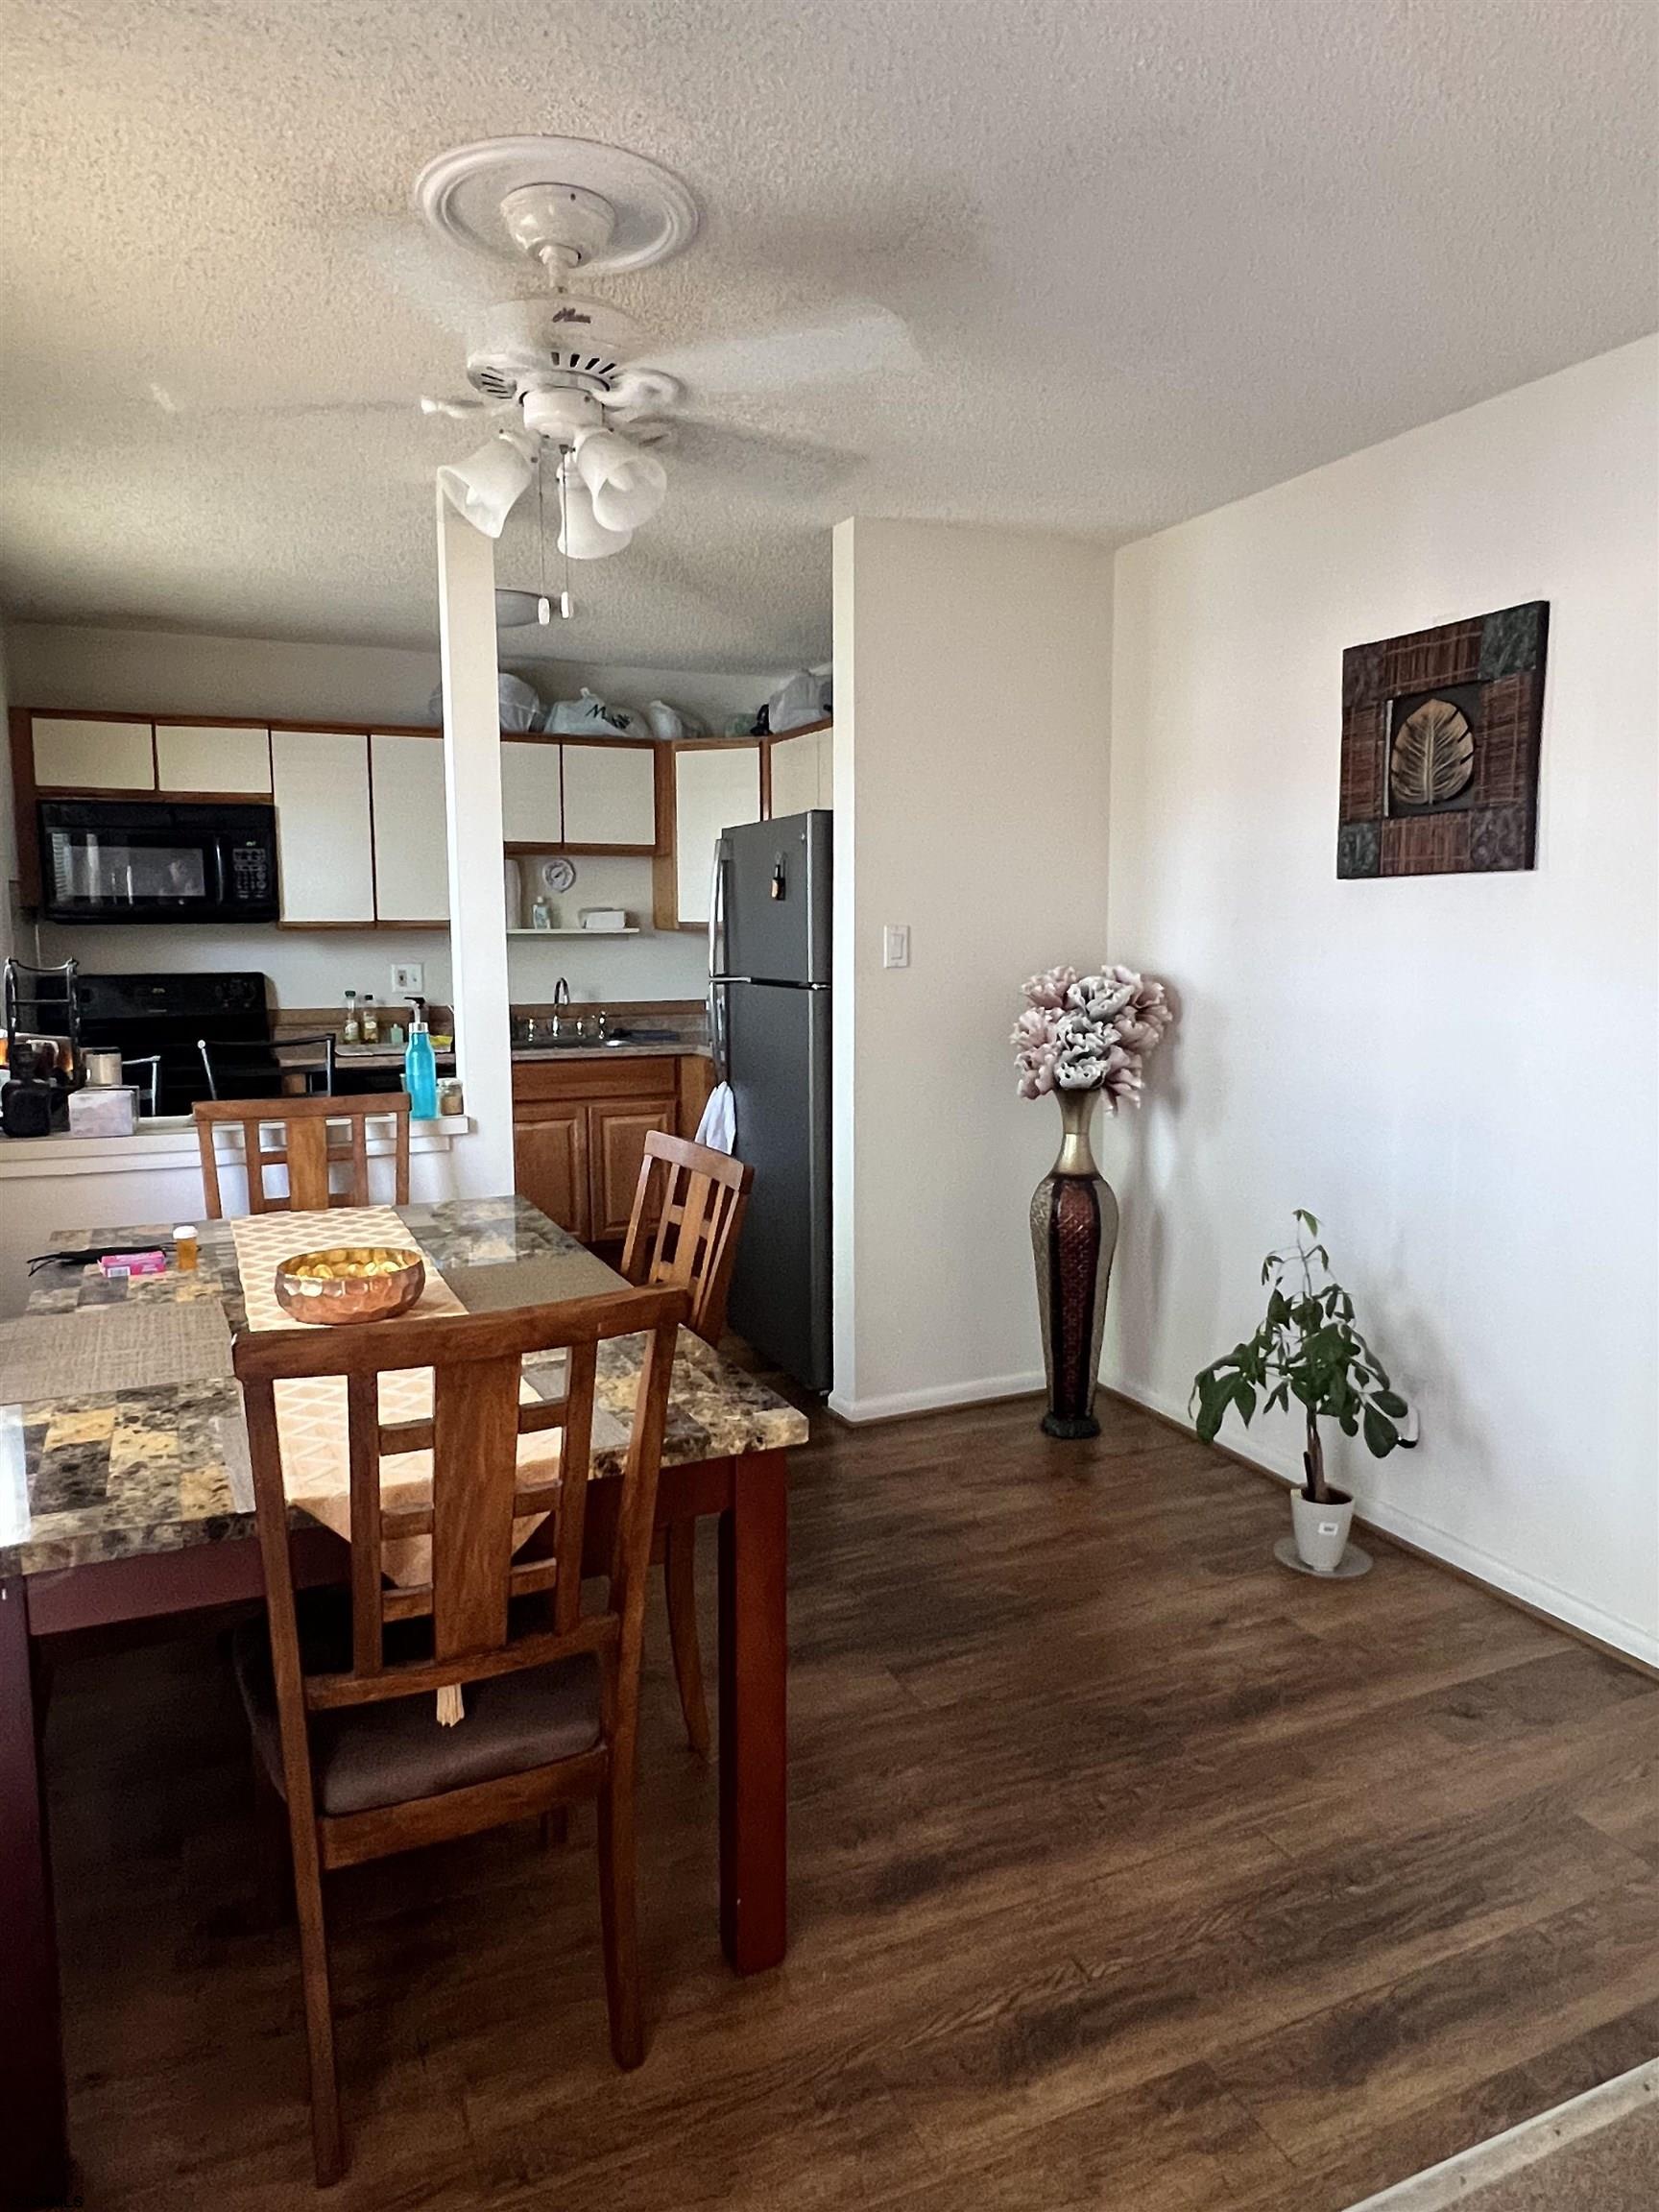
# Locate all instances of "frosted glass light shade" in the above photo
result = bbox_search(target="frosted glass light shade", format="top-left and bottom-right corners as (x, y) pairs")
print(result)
(557, 475), (634, 560)
(437, 434), (535, 538)
(573, 428), (667, 532)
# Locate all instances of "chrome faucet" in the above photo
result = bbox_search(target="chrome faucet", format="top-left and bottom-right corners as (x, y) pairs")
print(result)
(551, 975), (571, 1042)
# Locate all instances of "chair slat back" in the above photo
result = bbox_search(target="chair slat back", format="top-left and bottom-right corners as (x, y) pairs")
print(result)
(193, 1093), (410, 1218)
(234, 1286), (687, 1720)
(620, 1132), (754, 1345)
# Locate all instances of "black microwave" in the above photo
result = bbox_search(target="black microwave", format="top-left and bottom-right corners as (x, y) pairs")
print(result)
(39, 799), (279, 925)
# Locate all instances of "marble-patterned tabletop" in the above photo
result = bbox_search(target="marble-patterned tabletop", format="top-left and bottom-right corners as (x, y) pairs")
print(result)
(2, 1195), (807, 1579)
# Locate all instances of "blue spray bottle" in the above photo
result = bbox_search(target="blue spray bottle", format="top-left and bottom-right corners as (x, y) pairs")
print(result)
(403, 999), (438, 1119)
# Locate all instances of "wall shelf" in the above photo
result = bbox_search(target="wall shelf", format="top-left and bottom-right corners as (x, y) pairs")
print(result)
(506, 926), (642, 938)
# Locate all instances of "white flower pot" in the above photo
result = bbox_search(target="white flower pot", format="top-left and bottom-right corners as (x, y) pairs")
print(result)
(1290, 1487), (1354, 1574)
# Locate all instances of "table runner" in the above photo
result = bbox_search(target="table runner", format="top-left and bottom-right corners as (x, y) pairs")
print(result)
(230, 1206), (565, 1721)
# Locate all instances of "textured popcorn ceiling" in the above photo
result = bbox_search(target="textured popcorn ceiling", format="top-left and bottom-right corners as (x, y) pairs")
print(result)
(1, 1), (1653, 672)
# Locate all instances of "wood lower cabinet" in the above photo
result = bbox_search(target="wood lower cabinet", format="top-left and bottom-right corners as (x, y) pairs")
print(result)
(588, 1098), (677, 1240)
(512, 1100), (589, 1239)
(512, 1054), (702, 1243)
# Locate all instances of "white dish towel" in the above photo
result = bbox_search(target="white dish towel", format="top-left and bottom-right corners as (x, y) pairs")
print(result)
(695, 1080), (736, 1154)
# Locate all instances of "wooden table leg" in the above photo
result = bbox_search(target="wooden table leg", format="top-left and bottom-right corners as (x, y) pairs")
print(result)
(0, 1579), (70, 2209)
(716, 1450), (788, 1974)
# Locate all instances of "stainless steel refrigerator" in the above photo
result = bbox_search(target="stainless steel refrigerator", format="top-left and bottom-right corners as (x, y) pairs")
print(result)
(709, 811), (832, 1392)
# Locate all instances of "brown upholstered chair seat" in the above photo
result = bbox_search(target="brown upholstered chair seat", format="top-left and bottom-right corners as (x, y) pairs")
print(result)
(234, 1599), (601, 1818)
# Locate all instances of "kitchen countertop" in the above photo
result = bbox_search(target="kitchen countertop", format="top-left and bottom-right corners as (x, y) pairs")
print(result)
(314, 1040), (709, 1067)
(4, 1193), (806, 1576)
(512, 1040), (709, 1062)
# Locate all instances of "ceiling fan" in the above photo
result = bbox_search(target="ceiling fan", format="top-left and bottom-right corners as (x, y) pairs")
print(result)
(392, 135), (914, 610)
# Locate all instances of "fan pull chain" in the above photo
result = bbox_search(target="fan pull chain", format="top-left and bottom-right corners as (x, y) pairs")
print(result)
(535, 457), (552, 624)
(557, 449), (574, 618)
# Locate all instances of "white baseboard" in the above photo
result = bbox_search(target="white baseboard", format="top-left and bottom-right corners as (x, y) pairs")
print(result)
(1344, 2057), (1658, 2209)
(1111, 1379), (1659, 1671)
(827, 1370), (1045, 1426)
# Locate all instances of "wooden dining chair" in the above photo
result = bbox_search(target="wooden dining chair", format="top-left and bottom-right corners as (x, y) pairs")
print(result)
(193, 1093), (410, 1218)
(620, 1132), (754, 1756)
(232, 1282), (689, 2185)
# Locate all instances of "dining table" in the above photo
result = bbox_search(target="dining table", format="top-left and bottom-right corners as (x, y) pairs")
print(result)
(0, 1194), (807, 2211)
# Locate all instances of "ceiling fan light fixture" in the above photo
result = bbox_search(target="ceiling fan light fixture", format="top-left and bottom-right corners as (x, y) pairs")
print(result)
(557, 473), (634, 560)
(573, 427), (667, 532)
(437, 429), (536, 537)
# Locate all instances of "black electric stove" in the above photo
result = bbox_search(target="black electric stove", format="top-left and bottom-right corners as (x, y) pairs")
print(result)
(74, 972), (273, 1118)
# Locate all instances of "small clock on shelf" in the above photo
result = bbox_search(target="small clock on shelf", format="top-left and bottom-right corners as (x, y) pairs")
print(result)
(541, 856), (576, 894)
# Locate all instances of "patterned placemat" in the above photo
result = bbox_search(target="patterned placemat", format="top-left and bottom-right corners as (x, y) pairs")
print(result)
(0, 1301), (234, 1406)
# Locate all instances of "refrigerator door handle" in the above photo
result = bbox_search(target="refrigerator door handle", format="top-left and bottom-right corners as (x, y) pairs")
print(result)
(708, 837), (729, 1081)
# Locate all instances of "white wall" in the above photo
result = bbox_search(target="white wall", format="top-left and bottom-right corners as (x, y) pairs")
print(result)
(830, 518), (1114, 1420)
(7, 622), (752, 1005)
(1103, 336), (1659, 1664)
(6, 623), (444, 724)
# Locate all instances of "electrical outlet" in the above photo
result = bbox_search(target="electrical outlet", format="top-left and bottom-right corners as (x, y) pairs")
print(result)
(391, 962), (424, 996)
(882, 925), (910, 970)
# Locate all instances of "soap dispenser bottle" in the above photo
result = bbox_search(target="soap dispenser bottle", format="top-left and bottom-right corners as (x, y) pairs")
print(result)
(403, 1000), (438, 1118)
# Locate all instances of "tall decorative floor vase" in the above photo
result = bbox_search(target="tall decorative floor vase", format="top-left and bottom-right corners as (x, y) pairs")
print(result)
(1030, 1087), (1118, 1438)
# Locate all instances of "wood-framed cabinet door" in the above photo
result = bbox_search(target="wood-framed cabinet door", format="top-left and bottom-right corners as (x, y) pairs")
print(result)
(513, 1102), (589, 1239)
(370, 733), (448, 924)
(500, 738), (564, 844)
(270, 730), (375, 924)
(765, 730), (821, 818)
(674, 743), (762, 926)
(155, 723), (272, 794)
(560, 739), (657, 849)
(32, 715), (156, 792)
(587, 1097), (677, 1242)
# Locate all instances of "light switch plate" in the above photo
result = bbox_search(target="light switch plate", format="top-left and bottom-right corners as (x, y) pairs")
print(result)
(391, 961), (425, 995)
(882, 925), (910, 970)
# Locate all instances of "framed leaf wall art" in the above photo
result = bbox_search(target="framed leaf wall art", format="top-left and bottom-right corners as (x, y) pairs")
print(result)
(1337, 601), (1548, 878)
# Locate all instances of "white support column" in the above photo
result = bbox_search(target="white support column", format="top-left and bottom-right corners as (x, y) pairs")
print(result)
(435, 481), (515, 1195)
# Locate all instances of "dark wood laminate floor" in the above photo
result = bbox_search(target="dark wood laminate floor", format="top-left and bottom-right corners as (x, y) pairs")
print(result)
(47, 1396), (1659, 2210)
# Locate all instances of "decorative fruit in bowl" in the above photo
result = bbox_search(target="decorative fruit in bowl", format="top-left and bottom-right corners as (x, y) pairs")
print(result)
(274, 1246), (425, 1325)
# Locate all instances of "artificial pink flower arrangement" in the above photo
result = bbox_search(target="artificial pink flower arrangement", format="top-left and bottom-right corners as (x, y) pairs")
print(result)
(1012, 964), (1174, 1108)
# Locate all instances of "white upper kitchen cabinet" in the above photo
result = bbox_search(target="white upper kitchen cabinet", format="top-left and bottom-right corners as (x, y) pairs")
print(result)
(270, 730), (375, 924)
(500, 738), (564, 844)
(766, 726), (834, 817)
(155, 723), (272, 794)
(370, 734), (448, 924)
(561, 740), (657, 849)
(675, 743), (762, 926)
(32, 715), (156, 792)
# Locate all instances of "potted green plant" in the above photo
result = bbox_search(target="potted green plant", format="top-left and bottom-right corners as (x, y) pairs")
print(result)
(1191, 1212), (1417, 1573)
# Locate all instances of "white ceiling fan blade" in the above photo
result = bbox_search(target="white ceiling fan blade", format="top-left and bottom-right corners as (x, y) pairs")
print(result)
(145, 382), (426, 422)
(634, 301), (918, 398)
(662, 419), (862, 504)
(420, 394), (507, 420)
(350, 214), (517, 337)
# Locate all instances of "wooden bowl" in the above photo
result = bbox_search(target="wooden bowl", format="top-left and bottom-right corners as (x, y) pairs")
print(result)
(274, 1245), (425, 1326)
